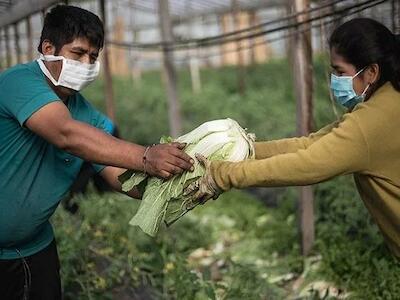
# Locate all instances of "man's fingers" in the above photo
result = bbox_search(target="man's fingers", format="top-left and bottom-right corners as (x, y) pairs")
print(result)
(169, 147), (194, 167)
(171, 142), (187, 150)
(164, 162), (185, 175)
(158, 170), (172, 180)
(148, 144), (194, 174)
(170, 156), (194, 172)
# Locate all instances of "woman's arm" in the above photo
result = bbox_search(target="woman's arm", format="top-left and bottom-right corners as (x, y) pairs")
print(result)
(254, 121), (340, 159)
(211, 114), (368, 190)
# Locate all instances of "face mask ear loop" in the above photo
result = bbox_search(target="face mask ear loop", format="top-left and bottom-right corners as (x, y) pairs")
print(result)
(352, 67), (367, 79)
(37, 55), (65, 86)
(360, 83), (371, 101)
(57, 57), (67, 85)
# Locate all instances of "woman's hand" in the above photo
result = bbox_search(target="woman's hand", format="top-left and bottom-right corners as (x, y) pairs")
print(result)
(183, 153), (222, 204)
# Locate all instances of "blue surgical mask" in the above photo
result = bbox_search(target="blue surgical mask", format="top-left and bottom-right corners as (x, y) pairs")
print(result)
(330, 68), (370, 109)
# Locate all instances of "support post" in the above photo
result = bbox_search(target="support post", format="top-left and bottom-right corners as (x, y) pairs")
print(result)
(13, 23), (21, 64)
(232, 0), (246, 95)
(5, 26), (11, 67)
(99, 0), (116, 123)
(158, 0), (182, 137)
(186, 0), (201, 93)
(26, 16), (34, 61)
(292, 0), (315, 256)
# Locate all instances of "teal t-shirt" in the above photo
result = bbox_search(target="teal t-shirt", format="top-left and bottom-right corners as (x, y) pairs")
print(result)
(0, 61), (113, 259)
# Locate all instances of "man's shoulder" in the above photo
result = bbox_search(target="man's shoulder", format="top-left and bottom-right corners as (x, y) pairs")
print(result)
(69, 93), (112, 130)
(0, 61), (40, 83)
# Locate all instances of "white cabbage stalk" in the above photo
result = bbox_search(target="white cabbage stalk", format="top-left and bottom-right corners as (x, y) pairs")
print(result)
(119, 118), (255, 237)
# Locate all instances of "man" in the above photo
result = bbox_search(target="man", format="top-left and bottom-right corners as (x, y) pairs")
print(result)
(0, 5), (193, 299)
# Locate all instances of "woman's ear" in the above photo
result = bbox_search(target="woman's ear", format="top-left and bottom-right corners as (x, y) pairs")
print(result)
(365, 63), (380, 85)
(41, 40), (56, 55)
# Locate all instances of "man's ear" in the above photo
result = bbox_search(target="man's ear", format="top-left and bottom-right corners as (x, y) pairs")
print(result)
(365, 63), (380, 85)
(41, 40), (56, 55)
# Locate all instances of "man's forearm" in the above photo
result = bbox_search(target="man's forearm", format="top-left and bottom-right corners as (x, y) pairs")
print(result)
(61, 119), (145, 171)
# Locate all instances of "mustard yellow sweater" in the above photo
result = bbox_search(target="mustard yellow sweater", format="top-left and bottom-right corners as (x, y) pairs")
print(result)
(211, 82), (400, 257)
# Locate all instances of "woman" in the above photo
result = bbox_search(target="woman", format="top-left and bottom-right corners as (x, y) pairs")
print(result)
(185, 18), (400, 258)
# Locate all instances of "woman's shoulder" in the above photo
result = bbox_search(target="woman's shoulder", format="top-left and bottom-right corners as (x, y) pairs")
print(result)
(348, 82), (400, 139)
(369, 82), (400, 105)
(352, 82), (400, 114)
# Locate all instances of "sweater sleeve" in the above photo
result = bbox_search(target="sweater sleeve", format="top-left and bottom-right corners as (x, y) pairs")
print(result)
(211, 114), (369, 190)
(254, 121), (340, 159)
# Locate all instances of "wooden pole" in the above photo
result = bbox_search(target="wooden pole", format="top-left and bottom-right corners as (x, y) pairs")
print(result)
(158, 0), (182, 137)
(392, 0), (395, 33)
(26, 16), (33, 61)
(4, 26), (11, 68)
(129, 0), (141, 85)
(99, 0), (116, 123)
(189, 49), (201, 93)
(285, 1), (294, 65)
(232, 0), (246, 95)
(397, 0), (400, 34)
(292, 0), (314, 256)
(13, 23), (21, 64)
(249, 10), (256, 66)
(398, 0), (400, 34)
(41, 9), (46, 26)
(331, 2), (342, 34)
(187, 0), (201, 93)
(131, 30), (142, 84)
(392, 0), (398, 34)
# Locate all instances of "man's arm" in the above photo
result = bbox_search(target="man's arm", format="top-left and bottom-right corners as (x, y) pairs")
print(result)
(99, 166), (142, 199)
(25, 101), (193, 178)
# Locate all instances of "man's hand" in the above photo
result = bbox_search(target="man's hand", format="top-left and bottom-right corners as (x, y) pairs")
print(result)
(99, 166), (143, 199)
(145, 142), (194, 179)
(183, 153), (222, 204)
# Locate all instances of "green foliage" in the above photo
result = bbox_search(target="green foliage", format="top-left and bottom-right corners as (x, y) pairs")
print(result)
(313, 176), (400, 299)
(84, 60), (303, 144)
(54, 191), (290, 299)
(58, 58), (400, 299)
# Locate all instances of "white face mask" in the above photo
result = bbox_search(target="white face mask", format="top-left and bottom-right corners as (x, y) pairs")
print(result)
(37, 54), (100, 91)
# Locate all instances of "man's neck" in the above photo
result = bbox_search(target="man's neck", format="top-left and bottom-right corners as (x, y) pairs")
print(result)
(44, 77), (71, 103)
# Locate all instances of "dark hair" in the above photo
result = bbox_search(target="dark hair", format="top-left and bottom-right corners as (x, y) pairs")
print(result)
(37, 5), (104, 53)
(329, 18), (400, 92)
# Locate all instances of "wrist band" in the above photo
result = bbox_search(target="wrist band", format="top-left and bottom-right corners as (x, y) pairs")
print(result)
(143, 144), (155, 174)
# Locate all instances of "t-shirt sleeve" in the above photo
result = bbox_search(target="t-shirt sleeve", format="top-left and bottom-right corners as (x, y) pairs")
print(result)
(0, 66), (60, 126)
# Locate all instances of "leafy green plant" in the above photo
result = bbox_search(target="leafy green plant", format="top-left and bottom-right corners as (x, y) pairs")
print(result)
(60, 58), (400, 299)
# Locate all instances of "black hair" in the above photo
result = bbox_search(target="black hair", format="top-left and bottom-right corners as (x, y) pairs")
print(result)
(37, 5), (104, 54)
(329, 18), (400, 92)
